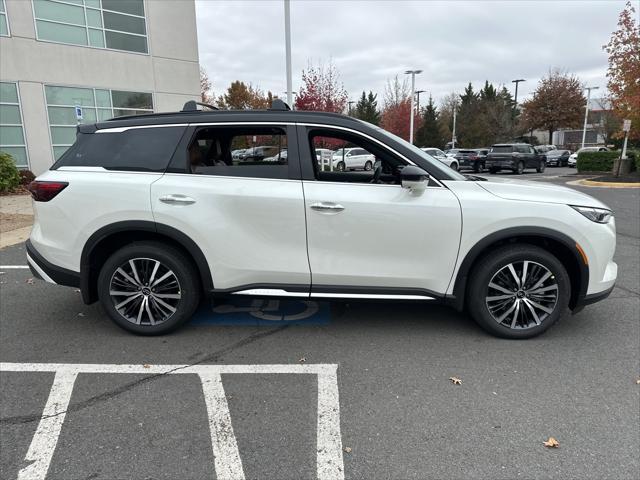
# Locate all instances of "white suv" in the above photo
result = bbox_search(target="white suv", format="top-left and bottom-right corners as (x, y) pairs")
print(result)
(25, 100), (617, 338)
(331, 147), (375, 171)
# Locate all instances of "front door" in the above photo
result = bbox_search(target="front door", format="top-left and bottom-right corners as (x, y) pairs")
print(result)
(299, 126), (462, 297)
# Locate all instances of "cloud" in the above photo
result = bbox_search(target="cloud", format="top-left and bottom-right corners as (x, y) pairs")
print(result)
(196, 0), (627, 104)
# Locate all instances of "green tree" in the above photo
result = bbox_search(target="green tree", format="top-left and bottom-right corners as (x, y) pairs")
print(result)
(415, 95), (445, 148)
(457, 83), (487, 147)
(353, 91), (381, 125)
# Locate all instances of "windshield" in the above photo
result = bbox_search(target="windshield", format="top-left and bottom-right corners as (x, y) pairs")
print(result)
(365, 123), (466, 180)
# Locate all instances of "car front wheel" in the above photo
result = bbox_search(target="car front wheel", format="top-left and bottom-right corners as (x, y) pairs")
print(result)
(337, 161), (346, 172)
(514, 161), (525, 174)
(467, 244), (570, 339)
(364, 161), (373, 171)
(450, 162), (459, 171)
(97, 241), (201, 335)
(536, 160), (546, 173)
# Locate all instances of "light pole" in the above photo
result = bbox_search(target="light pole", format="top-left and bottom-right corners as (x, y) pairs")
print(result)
(405, 69), (422, 144)
(348, 100), (356, 116)
(581, 86), (599, 149)
(511, 78), (525, 112)
(415, 90), (426, 115)
(451, 100), (457, 149)
(284, 0), (293, 107)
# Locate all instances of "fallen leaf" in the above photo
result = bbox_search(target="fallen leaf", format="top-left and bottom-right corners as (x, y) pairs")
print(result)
(143, 364), (151, 369)
(543, 437), (559, 448)
(26, 278), (34, 285)
(77, 312), (85, 317)
(449, 376), (462, 385)
(74, 289), (81, 293)
(344, 446), (352, 453)
(299, 357), (306, 363)
(636, 378), (640, 385)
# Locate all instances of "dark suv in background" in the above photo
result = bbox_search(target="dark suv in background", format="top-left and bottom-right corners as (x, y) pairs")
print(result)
(485, 143), (546, 174)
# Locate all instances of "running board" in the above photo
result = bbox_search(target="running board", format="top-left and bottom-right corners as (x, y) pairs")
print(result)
(230, 288), (435, 301)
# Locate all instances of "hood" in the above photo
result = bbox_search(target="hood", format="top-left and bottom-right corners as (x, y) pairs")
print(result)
(476, 177), (610, 209)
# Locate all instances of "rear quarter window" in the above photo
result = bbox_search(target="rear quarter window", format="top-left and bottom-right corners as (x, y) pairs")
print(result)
(53, 126), (186, 172)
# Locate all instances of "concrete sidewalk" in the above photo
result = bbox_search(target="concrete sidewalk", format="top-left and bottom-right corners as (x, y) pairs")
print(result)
(0, 194), (33, 249)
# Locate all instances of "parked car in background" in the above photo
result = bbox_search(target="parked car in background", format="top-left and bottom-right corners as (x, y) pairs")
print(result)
(445, 148), (460, 158)
(568, 146), (609, 168)
(231, 149), (245, 161)
(545, 149), (572, 167)
(331, 147), (375, 171)
(452, 149), (488, 173)
(535, 145), (557, 154)
(263, 150), (287, 162)
(421, 148), (458, 170)
(242, 146), (280, 162)
(486, 143), (546, 174)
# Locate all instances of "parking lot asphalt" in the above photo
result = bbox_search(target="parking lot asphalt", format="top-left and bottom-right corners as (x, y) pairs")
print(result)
(1, 167), (638, 480)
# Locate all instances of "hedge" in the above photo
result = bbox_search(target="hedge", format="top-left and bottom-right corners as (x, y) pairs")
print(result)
(576, 151), (620, 173)
(0, 152), (21, 193)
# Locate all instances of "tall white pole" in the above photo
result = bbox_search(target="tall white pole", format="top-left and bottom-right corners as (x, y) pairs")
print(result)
(452, 103), (457, 149)
(581, 86), (598, 149)
(284, 0), (292, 107)
(409, 72), (416, 144)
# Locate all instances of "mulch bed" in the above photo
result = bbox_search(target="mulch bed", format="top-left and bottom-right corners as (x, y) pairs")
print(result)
(590, 173), (640, 183)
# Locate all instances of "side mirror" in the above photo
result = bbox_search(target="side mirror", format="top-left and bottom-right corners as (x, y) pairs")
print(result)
(401, 165), (429, 193)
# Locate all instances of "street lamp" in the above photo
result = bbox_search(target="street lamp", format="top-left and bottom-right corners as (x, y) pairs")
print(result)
(511, 78), (525, 111)
(348, 100), (356, 116)
(581, 86), (599, 149)
(284, 0), (293, 107)
(405, 69), (422, 144)
(415, 90), (426, 115)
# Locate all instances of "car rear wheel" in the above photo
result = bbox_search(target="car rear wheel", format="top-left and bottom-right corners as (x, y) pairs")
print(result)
(450, 162), (459, 171)
(474, 162), (484, 173)
(536, 160), (546, 173)
(489, 167), (499, 174)
(467, 244), (570, 339)
(97, 241), (201, 335)
(364, 161), (373, 171)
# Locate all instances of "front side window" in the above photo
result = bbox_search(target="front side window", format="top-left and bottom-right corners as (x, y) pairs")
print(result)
(45, 85), (153, 160)
(33, 0), (148, 53)
(0, 82), (28, 168)
(182, 126), (290, 180)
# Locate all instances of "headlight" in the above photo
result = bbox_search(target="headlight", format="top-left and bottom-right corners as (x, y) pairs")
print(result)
(570, 205), (613, 223)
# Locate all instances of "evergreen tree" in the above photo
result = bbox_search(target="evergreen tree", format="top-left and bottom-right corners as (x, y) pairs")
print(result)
(353, 91), (381, 125)
(415, 95), (444, 148)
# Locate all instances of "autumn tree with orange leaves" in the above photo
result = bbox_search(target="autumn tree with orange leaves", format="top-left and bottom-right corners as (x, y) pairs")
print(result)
(604, 1), (640, 142)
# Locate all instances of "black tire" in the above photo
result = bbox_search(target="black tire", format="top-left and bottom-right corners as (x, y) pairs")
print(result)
(97, 241), (201, 335)
(489, 167), (499, 174)
(473, 162), (484, 173)
(466, 244), (570, 339)
(513, 161), (524, 174)
(337, 161), (346, 172)
(536, 160), (546, 173)
(364, 161), (373, 171)
(450, 162), (459, 171)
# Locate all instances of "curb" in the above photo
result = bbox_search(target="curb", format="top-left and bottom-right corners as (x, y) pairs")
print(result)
(566, 178), (640, 188)
(0, 226), (31, 249)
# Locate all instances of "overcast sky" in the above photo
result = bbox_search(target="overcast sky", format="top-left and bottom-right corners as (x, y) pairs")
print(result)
(195, 0), (630, 107)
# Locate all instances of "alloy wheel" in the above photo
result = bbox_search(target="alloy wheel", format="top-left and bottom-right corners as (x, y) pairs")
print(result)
(109, 258), (182, 326)
(485, 260), (558, 330)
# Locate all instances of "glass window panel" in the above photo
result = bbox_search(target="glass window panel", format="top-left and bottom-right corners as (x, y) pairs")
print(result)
(86, 9), (103, 28)
(48, 105), (97, 125)
(111, 90), (152, 109)
(103, 11), (145, 35)
(33, 0), (86, 25)
(0, 0), (5, 13)
(36, 20), (87, 45)
(0, 82), (18, 103)
(45, 86), (95, 107)
(51, 126), (77, 145)
(53, 146), (70, 160)
(0, 15), (7, 37)
(95, 90), (111, 108)
(0, 105), (22, 124)
(88, 28), (104, 47)
(0, 147), (28, 167)
(101, 0), (145, 17)
(105, 30), (147, 53)
(0, 126), (25, 145)
(98, 108), (113, 121)
(85, 0), (101, 8)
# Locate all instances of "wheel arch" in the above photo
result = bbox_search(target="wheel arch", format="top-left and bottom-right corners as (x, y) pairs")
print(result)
(449, 227), (589, 312)
(80, 220), (213, 304)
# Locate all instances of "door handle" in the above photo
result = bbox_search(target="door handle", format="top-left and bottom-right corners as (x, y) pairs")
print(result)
(310, 202), (345, 212)
(159, 194), (196, 205)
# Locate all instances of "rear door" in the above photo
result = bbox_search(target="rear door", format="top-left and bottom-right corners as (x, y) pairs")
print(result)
(151, 123), (310, 294)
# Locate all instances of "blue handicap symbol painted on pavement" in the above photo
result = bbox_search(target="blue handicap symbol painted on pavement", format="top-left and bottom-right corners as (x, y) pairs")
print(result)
(189, 297), (331, 326)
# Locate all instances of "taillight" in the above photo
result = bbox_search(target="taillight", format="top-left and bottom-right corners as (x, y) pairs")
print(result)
(469, 153), (478, 160)
(27, 181), (68, 202)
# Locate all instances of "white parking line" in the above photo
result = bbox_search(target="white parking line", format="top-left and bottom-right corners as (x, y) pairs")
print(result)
(0, 363), (344, 480)
(0, 265), (29, 269)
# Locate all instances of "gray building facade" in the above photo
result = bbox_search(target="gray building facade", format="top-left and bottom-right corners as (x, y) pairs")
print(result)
(0, 0), (200, 174)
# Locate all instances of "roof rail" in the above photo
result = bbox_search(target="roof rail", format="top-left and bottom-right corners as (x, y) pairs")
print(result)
(181, 100), (219, 112)
(269, 99), (291, 111)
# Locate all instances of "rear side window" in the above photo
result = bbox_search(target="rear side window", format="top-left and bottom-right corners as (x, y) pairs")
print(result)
(53, 126), (186, 172)
(491, 145), (513, 153)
